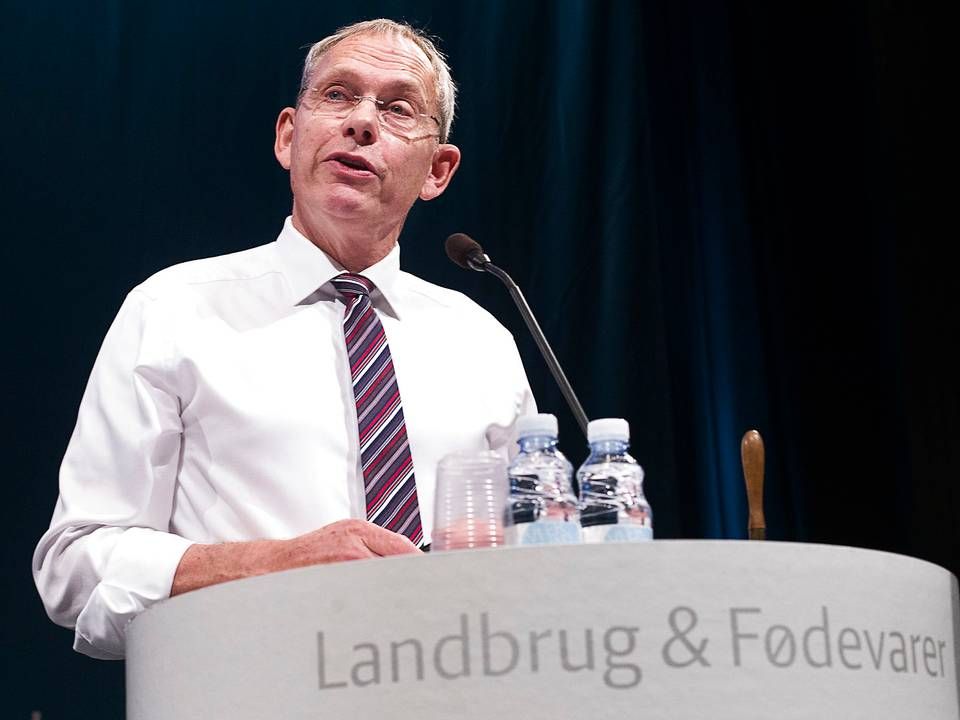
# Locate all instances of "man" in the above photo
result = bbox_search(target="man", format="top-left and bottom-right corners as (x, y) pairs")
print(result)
(33, 19), (534, 660)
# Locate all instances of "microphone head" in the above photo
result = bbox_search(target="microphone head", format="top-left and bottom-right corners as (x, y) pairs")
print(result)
(445, 233), (487, 270)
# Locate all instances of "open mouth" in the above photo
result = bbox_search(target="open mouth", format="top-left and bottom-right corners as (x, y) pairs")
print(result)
(328, 153), (377, 175)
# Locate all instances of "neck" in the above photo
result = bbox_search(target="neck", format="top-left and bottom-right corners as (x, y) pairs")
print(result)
(291, 204), (404, 272)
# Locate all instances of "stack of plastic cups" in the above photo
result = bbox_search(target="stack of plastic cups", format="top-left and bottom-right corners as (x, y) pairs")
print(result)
(432, 451), (509, 551)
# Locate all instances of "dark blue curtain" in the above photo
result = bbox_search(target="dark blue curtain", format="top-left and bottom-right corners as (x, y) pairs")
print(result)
(3, 1), (953, 716)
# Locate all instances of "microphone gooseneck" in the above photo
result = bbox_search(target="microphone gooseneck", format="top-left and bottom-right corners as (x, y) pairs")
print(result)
(444, 233), (590, 439)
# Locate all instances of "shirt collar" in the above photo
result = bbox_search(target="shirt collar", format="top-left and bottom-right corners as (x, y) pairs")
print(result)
(275, 216), (404, 319)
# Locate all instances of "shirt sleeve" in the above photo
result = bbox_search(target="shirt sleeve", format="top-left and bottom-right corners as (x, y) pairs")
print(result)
(32, 289), (194, 659)
(485, 331), (537, 462)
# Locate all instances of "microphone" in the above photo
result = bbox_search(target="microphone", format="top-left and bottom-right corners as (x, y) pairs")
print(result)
(445, 233), (590, 439)
(445, 233), (490, 271)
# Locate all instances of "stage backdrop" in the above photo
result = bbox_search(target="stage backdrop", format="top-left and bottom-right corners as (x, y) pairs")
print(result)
(2, 1), (953, 717)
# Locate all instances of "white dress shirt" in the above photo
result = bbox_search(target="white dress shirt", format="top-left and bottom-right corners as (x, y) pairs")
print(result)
(33, 217), (535, 659)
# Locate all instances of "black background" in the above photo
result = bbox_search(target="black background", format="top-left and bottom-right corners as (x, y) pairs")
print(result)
(2, 2), (954, 716)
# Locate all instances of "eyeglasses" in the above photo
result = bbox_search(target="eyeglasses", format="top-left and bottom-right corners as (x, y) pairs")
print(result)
(303, 88), (441, 140)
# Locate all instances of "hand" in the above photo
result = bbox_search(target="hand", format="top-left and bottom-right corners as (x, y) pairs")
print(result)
(171, 519), (420, 596)
(280, 519), (421, 567)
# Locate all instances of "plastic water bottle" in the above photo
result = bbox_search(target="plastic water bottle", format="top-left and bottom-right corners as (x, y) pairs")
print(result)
(505, 413), (582, 545)
(578, 418), (653, 542)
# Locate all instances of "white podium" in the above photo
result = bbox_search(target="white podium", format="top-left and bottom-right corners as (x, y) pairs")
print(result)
(127, 541), (959, 719)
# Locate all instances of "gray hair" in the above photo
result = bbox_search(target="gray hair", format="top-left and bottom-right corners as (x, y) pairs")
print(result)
(298, 19), (457, 143)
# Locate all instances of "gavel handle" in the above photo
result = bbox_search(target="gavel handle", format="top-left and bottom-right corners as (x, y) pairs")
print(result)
(741, 430), (766, 541)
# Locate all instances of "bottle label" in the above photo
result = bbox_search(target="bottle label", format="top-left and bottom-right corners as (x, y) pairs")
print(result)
(505, 520), (582, 546)
(581, 524), (653, 543)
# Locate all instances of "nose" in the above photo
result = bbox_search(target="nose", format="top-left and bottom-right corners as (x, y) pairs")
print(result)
(341, 97), (379, 145)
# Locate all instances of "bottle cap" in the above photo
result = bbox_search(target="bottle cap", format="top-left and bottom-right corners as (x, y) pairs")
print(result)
(587, 418), (630, 443)
(515, 413), (558, 439)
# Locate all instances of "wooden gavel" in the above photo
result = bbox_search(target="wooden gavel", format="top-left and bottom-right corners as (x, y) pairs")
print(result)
(741, 429), (766, 540)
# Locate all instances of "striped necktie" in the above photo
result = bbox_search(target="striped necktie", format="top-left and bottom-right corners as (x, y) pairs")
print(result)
(331, 273), (423, 546)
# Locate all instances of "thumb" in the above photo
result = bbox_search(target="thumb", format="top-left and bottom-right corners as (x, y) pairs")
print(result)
(359, 523), (421, 557)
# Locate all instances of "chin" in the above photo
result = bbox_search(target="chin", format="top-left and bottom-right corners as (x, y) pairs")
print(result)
(314, 187), (377, 219)
(323, 199), (375, 220)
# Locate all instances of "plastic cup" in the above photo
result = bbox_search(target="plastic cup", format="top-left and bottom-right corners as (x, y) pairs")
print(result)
(432, 451), (509, 551)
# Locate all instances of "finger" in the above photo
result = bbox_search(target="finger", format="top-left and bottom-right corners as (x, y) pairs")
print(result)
(358, 523), (421, 557)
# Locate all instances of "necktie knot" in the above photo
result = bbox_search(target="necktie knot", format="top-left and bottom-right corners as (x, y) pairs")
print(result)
(332, 273), (375, 299)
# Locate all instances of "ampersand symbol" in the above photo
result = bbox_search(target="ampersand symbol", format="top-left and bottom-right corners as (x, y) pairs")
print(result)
(661, 606), (711, 667)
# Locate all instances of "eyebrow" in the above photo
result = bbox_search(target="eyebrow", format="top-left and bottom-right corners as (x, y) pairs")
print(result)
(314, 69), (428, 101)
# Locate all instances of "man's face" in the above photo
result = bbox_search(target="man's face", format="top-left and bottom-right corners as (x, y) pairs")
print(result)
(274, 32), (460, 233)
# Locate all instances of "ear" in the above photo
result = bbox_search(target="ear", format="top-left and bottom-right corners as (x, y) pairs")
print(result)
(274, 107), (297, 170)
(419, 144), (462, 201)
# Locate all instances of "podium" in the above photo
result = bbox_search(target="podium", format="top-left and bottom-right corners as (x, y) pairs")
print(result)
(127, 541), (959, 719)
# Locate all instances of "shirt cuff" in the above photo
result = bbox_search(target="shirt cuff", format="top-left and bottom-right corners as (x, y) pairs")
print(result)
(74, 528), (194, 659)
